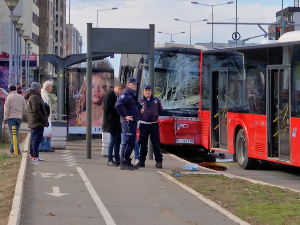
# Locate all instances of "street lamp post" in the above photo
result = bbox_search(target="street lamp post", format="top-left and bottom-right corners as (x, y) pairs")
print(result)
(15, 23), (22, 85)
(22, 36), (29, 89)
(96, 7), (118, 28)
(13, 16), (20, 85)
(174, 19), (207, 45)
(4, 0), (20, 86)
(191, 1), (234, 48)
(26, 39), (32, 90)
(158, 31), (185, 43)
(18, 29), (24, 86)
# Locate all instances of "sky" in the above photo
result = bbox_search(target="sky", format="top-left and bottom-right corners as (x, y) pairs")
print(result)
(67, 0), (296, 76)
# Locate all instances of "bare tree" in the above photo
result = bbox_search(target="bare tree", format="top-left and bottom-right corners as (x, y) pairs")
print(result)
(92, 58), (113, 69)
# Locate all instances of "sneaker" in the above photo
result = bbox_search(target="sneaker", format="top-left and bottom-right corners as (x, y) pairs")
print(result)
(115, 161), (120, 166)
(155, 162), (162, 169)
(120, 164), (134, 171)
(10, 152), (15, 156)
(130, 163), (139, 169)
(135, 159), (139, 165)
(136, 161), (145, 167)
(107, 161), (119, 167)
(31, 157), (44, 162)
(30, 155), (35, 159)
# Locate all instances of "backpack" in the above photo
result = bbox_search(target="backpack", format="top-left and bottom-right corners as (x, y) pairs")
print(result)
(44, 102), (50, 117)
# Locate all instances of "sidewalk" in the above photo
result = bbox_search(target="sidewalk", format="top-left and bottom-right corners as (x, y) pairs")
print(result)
(16, 138), (246, 225)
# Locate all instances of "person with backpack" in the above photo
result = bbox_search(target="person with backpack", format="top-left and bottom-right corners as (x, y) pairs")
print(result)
(25, 82), (48, 161)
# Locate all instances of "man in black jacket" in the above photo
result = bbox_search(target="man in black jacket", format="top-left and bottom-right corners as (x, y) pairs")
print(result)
(102, 83), (126, 166)
(24, 82), (48, 162)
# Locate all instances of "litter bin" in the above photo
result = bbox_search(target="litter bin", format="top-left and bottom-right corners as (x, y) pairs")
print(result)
(51, 117), (67, 149)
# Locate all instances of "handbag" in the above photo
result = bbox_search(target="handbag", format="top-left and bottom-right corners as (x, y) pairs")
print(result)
(43, 121), (52, 137)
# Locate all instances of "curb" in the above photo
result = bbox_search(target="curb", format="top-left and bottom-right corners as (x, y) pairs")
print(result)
(168, 153), (300, 193)
(7, 133), (30, 225)
(158, 171), (250, 225)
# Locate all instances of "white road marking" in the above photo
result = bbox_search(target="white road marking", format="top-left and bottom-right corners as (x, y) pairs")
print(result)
(66, 163), (78, 167)
(60, 150), (71, 153)
(46, 186), (69, 197)
(76, 167), (116, 225)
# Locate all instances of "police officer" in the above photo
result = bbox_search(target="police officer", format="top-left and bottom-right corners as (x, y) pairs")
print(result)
(137, 84), (163, 168)
(115, 77), (141, 171)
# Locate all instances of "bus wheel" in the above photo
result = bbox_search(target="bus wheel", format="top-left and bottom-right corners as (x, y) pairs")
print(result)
(235, 129), (255, 170)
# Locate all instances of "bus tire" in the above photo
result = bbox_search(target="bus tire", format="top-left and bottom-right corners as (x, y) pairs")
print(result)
(235, 129), (255, 170)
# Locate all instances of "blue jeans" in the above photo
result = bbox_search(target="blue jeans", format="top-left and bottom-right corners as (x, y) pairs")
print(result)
(7, 118), (22, 153)
(39, 137), (51, 151)
(107, 133), (121, 163)
(30, 128), (44, 158)
(121, 133), (139, 160)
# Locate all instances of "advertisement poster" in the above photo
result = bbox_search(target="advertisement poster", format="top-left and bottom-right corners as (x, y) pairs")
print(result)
(67, 68), (114, 134)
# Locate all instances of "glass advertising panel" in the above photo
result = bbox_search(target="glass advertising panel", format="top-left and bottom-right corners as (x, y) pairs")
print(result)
(67, 68), (114, 134)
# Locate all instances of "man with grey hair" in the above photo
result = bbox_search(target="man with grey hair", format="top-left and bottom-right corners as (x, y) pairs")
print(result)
(25, 82), (48, 161)
(39, 80), (54, 152)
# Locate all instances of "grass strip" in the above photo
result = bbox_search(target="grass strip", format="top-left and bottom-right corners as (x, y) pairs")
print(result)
(177, 175), (300, 225)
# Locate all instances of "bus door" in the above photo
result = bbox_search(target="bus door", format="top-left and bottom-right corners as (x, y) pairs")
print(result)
(210, 68), (228, 150)
(267, 65), (291, 161)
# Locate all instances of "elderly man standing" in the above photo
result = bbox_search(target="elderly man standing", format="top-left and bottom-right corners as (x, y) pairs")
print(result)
(25, 82), (48, 161)
(3, 85), (27, 155)
(39, 80), (54, 152)
(137, 84), (163, 168)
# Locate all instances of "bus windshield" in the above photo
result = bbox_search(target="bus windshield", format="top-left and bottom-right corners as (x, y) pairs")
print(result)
(153, 51), (200, 110)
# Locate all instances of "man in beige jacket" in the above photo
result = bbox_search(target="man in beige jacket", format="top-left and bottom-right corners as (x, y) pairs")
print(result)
(4, 85), (27, 155)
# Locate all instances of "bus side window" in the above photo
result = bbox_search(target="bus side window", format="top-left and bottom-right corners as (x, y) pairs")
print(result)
(246, 69), (266, 115)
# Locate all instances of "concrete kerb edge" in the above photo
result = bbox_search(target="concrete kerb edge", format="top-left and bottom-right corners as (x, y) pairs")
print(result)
(157, 171), (250, 225)
(7, 133), (30, 225)
(168, 153), (300, 193)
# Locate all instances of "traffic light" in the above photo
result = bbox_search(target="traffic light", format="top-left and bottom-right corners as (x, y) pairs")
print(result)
(275, 27), (281, 40)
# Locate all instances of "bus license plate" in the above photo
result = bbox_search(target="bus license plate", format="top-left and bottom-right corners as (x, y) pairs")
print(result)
(175, 139), (194, 144)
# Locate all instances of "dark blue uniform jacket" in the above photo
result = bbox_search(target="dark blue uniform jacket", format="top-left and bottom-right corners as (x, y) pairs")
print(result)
(139, 95), (163, 122)
(115, 87), (141, 122)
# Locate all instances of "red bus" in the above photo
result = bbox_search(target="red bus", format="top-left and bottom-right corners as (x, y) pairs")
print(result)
(119, 36), (300, 169)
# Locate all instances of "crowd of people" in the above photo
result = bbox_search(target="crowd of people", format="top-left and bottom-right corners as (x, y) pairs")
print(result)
(3, 77), (163, 169)
(104, 77), (163, 171)
(4, 81), (54, 161)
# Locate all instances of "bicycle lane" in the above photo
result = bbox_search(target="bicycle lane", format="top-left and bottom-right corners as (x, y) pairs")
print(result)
(20, 150), (108, 225)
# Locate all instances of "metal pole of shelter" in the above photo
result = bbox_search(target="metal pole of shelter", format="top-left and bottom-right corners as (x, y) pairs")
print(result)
(18, 33), (21, 84)
(57, 66), (65, 120)
(148, 24), (155, 160)
(86, 23), (92, 159)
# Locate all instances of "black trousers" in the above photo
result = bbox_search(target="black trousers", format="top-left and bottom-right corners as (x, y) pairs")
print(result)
(138, 122), (163, 163)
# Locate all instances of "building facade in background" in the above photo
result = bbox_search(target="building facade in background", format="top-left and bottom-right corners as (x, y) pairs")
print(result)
(39, 0), (67, 83)
(269, 7), (300, 40)
(66, 24), (82, 55)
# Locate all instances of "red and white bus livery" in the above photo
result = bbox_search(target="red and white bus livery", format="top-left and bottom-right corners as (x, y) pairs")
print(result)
(119, 33), (300, 169)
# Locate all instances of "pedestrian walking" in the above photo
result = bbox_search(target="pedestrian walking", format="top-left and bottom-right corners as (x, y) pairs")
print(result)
(3, 85), (27, 155)
(137, 84), (163, 168)
(25, 82), (48, 162)
(102, 83), (126, 167)
(115, 77), (142, 171)
(39, 80), (54, 152)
